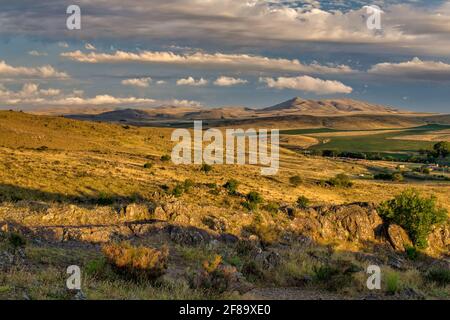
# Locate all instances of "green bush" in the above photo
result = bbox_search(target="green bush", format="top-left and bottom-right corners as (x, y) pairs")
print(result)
(426, 268), (450, 286)
(378, 189), (448, 248)
(289, 175), (302, 187)
(386, 272), (400, 295)
(8, 232), (27, 250)
(183, 179), (195, 192)
(143, 162), (153, 169)
(160, 154), (171, 162)
(243, 191), (263, 210)
(171, 184), (185, 197)
(296, 196), (310, 209)
(246, 191), (263, 204)
(223, 179), (239, 195)
(326, 173), (353, 188)
(405, 246), (419, 261)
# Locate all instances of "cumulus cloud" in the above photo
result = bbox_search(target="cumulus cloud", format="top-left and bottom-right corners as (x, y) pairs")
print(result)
(176, 77), (208, 86)
(61, 50), (355, 74)
(0, 83), (203, 109)
(213, 76), (248, 86)
(121, 77), (152, 87)
(58, 42), (69, 48)
(259, 75), (353, 94)
(0, 83), (154, 107)
(0, 60), (69, 79)
(368, 57), (450, 81)
(28, 50), (48, 57)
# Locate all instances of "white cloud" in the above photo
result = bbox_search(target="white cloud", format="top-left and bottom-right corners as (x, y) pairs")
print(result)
(260, 75), (353, 94)
(121, 77), (152, 87)
(28, 50), (48, 57)
(85, 43), (97, 51)
(58, 42), (69, 48)
(0, 60), (69, 79)
(61, 50), (355, 74)
(176, 76), (208, 86)
(213, 76), (248, 86)
(0, 83), (154, 107)
(368, 57), (450, 80)
(156, 80), (167, 85)
(0, 83), (202, 109)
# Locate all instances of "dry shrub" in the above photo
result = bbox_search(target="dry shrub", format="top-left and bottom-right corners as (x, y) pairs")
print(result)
(102, 242), (169, 280)
(190, 255), (238, 294)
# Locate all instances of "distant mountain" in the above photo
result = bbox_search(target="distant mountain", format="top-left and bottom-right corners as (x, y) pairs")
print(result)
(262, 97), (401, 114)
(60, 97), (442, 129)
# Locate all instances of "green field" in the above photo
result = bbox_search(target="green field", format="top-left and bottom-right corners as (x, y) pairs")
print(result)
(281, 124), (450, 155)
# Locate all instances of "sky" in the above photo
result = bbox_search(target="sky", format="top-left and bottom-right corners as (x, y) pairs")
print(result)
(0, 0), (449, 113)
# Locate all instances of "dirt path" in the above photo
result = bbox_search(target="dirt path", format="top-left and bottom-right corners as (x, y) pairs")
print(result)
(242, 287), (350, 300)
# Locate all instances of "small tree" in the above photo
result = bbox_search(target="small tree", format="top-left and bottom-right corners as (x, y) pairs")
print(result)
(378, 189), (448, 248)
(433, 141), (450, 158)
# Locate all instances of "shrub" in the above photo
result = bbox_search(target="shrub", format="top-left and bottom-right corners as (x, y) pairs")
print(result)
(171, 184), (185, 197)
(386, 272), (400, 295)
(264, 202), (279, 214)
(296, 196), (310, 209)
(405, 246), (419, 261)
(8, 232), (27, 250)
(326, 173), (353, 188)
(246, 191), (263, 204)
(160, 154), (171, 162)
(200, 164), (213, 173)
(289, 175), (302, 187)
(322, 150), (338, 157)
(223, 179), (239, 195)
(183, 179), (195, 192)
(102, 242), (169, 280)
(85, 258), (111, 278)
(374, 173), (394, 180)
(312, 262), (357, 292)
(36, 145), (49, 151)
(426, 268), (450, 286)
(313, 265), (339, 282)
(378, 189), (448, 248)
(242, 191), (263, 211)
(143, 162), (153, 169)
(392, 172), (404, 182)
(190, 255), (237, 295)
(246, 217), (279, 247)
(242, 261), (264, 281)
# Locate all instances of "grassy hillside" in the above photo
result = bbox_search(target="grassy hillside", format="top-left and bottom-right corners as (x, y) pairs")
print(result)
(0, 111), (448, 300)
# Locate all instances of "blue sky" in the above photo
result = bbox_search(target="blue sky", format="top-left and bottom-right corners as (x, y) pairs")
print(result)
(0, 0), (449, 112)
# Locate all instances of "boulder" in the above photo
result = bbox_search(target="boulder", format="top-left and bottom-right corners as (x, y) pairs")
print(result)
(202, 215), (228, 232)
(387, 224), (413, 251)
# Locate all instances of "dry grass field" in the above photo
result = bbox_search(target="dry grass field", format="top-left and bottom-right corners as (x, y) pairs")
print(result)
(0, 110), (448, 300)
